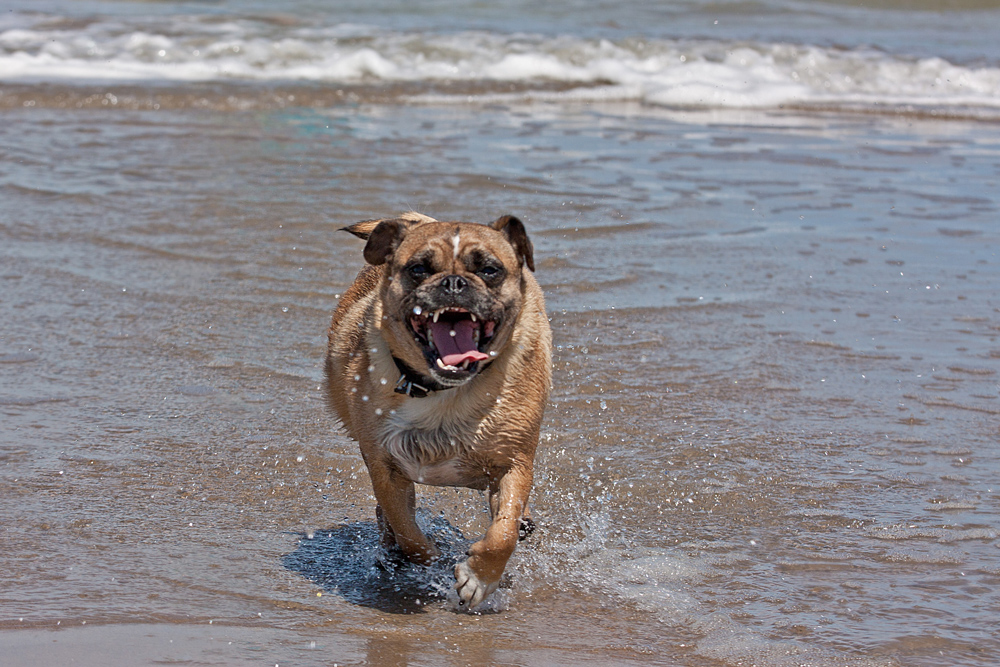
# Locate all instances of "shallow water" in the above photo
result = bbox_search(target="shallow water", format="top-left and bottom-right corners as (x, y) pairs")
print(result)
(2, 2), (1000, 666)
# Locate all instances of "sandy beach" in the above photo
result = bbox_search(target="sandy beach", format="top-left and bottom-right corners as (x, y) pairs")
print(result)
(2, 2), (999, 665)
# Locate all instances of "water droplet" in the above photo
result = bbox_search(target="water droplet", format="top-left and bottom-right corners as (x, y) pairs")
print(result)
(413, 306), (422, 315)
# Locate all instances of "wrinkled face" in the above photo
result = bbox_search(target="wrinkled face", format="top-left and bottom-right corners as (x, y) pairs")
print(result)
(379, 222), (525, 387)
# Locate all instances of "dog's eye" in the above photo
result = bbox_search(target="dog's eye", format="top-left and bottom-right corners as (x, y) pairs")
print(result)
(478, 265), (501, 279)
(407, 264), (430, 279)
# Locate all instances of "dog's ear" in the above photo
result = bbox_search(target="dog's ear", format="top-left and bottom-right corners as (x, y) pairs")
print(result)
(341, 211), (437, 241)
(341, 219), (382, 240)
(362, 218), (415, 266)
(491, 215), (535, 272)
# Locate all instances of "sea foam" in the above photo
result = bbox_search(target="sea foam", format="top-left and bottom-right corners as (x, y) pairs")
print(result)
(2, 16), (999, 116)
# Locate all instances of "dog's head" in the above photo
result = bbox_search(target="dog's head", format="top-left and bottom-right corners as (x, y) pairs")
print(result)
(344, 213), (535, 389)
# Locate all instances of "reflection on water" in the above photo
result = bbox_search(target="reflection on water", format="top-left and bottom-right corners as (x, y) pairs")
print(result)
(1, 97), (998, 666)
(282, 518), (467, 615)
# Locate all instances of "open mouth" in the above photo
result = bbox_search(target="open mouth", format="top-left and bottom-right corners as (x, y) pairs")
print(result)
(408, 306), (497, 375)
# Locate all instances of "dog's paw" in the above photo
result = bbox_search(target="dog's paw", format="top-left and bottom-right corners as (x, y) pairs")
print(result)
(373, 544), (409, 572)
(454, 560), (499, 610)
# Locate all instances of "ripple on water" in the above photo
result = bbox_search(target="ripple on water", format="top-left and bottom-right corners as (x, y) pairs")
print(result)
(925, 500), (978, 511)
(0, 395), (71, 406)
(176, 385), (216, 396)
(865, 525), (998, 543)
(877, 549), (966, 565)
(581, 545), (896, 667)
(0, 352), (40, 363)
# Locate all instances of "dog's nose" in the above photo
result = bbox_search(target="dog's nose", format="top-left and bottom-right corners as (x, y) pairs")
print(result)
(440, 274), (468, 294)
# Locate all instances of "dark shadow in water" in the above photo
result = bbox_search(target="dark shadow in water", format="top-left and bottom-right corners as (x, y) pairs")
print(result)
(282, 514), (468, 614)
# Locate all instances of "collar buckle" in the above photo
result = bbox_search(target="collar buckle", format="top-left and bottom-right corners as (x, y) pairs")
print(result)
(393, 373), (432, 398)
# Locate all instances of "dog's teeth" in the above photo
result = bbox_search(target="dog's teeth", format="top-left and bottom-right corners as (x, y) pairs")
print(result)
(433, 310), (441, 323)
(461, 359), (470, 370)
(470, 313), (477, 323)
(436, 358), (460, 372)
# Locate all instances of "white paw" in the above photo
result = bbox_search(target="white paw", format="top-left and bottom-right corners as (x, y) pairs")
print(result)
(454, 560), (498, 610)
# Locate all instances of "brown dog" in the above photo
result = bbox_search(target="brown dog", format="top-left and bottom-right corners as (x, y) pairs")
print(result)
(325, 211), (551, 609)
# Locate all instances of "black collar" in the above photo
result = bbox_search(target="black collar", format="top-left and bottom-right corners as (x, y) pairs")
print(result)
(391, 356), (447, 398)
(390, 356), (494, 398)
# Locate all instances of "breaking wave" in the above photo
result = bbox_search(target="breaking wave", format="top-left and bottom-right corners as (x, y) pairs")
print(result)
(2, 14), (999, 116)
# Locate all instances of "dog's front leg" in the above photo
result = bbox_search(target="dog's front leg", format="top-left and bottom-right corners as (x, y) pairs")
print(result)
(454, 462), (532, 608)
(365, 454), (441, 564)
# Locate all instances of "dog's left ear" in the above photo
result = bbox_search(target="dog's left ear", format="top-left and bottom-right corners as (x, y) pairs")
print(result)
(362, 218), (415, 266)
(491, 215), (535, 272)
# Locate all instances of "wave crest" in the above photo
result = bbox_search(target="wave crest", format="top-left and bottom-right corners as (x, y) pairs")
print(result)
(2, 16), (999, 116)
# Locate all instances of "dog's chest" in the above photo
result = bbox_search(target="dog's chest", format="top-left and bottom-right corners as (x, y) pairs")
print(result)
(380, 403), (487, 488)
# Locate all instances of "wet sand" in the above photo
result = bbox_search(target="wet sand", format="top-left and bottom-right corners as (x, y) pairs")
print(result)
(1, 98), (998, 666)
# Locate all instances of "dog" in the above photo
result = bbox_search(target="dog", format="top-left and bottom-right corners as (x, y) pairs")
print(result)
(325, 211), (551, 609)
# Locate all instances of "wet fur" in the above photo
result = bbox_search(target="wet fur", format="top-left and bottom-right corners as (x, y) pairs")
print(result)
(325, 212), (551, 609)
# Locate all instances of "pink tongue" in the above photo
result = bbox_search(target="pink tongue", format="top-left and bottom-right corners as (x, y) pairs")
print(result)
(431, 319), (489, 367)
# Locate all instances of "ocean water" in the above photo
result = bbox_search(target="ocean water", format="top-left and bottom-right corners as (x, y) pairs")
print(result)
(1, 1), (999, 665)
(2, 0), (1000, 116)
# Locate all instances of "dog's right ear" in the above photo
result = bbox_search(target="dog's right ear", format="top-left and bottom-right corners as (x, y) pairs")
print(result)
(341, 211), (437, 243)
(361, 218), (414, 266)
(340, 219), (382, 241)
